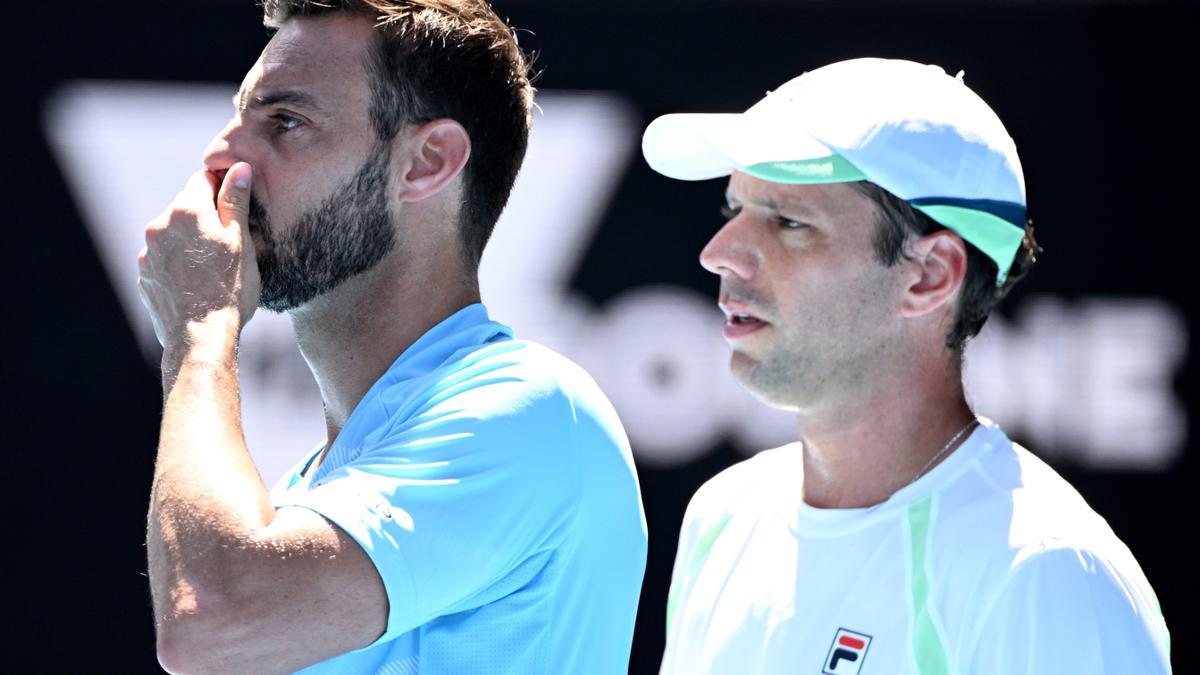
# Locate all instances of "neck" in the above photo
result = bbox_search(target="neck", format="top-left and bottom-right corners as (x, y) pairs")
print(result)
(797, 347), (974, 509)
(289, 248), (480, 447)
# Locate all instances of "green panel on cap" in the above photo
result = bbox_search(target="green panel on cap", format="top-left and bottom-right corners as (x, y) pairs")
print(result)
(913, 204), (1025, 286)
(743, 157), (1023, 286)
(744, 155), (868, 184)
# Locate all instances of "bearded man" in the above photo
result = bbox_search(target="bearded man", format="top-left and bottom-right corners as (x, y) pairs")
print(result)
(138, 2), (647, 673)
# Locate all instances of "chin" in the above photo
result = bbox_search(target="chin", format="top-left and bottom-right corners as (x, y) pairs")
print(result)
(729, 352), (802, 412)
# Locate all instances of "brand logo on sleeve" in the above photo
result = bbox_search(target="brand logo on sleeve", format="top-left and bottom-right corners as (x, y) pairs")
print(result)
(823, 628), (873, 675)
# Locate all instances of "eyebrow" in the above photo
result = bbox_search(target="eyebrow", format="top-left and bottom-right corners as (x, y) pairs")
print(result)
(724, 190), (819, 217)
(233, 88), (324, 115)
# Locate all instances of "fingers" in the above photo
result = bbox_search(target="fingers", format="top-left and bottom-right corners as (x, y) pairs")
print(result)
(216, 162), (253, 232)
(138, 166), (259, 346)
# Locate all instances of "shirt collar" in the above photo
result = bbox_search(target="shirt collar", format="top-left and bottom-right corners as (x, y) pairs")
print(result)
(377, 303), (512, 386)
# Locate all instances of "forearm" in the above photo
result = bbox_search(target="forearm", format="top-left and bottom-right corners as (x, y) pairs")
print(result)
(148, 309), (275, 631)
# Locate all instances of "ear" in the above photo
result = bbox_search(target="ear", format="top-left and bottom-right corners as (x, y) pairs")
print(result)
(394, 118), (471, 203)
(899, 230), (968, 319)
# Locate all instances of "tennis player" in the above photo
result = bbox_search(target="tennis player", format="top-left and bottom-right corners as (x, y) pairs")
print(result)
(138, 2), (646, 672)
(643, 57), (1170, 674)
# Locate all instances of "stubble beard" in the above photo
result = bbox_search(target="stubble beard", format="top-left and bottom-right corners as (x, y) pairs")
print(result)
(731, 342), (815, 412)
(730, 298), (896, 413)
(249, 142), (397, 313)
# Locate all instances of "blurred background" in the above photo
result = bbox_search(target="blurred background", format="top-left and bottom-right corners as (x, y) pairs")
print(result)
(9, 0), (1195, 672)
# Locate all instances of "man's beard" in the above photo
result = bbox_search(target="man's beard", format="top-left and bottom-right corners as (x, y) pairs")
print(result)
(249, 143), (396, 313)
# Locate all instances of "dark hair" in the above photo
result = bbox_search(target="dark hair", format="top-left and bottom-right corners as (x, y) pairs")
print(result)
(262, 0), (535, 269)
(851, 181), (1040, 355)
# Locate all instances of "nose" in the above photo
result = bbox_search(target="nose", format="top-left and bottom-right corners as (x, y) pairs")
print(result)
(699, 216), (759, 280)
(202, 116), (247, 179)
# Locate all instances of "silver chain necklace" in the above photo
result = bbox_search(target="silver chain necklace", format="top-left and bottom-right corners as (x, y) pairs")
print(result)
(909, 418), (979, 486)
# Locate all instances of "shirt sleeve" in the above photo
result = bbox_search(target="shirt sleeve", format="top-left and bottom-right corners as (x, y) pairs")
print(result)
(658, 515), (695, 674)
(274, 372), (582, 645)
(660, 483), (731, 674)
(664, 498), (700, 635)
(966, 546), (1172, 674)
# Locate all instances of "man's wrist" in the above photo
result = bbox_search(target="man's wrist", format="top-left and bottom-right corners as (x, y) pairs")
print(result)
(162, 308), (242, 377)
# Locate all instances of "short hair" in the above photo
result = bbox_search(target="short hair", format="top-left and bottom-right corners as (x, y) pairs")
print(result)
(262, 0), (535, 269)
(851, 181), (1040, 355)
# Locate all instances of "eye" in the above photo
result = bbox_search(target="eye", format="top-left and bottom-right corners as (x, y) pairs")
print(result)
(774, 216), (809, 230)
(720, 205), (741, 220)
(270, 113), (304, 134)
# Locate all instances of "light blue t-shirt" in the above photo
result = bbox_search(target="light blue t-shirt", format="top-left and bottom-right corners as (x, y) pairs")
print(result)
(269, 304), (648, 674)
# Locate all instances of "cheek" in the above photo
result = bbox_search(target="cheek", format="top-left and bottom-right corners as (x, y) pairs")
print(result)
(258, 149), (368, 225)
(833, 272), (903, 343)
(776, 262), (898, 340)
(259, 178), (311, 230)
(778, 280), (844, 335)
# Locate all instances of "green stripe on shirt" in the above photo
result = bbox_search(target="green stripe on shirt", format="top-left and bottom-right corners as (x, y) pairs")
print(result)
(667, 514), (733, 636)
(909, 497), (951, 675)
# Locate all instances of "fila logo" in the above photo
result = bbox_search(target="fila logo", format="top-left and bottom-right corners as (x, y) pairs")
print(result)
(823, 628), (873, 675)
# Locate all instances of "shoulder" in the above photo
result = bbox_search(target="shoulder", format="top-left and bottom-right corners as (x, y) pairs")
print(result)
(360, 339), (629, 483)
(992, 443), (1163, 625)
(682, 445), (801, 529)
(379, 338), (606, 431)
(977, 435), (1125, 555)
(963, 543), (1171, 672)
(933, 426), (1168, 667)
(934, 422), (1123, 556)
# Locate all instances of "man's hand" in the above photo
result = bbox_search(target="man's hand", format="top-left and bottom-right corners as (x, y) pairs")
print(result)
(138, 162), (260, 350)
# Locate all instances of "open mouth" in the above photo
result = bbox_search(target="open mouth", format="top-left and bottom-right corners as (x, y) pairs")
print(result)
(729, 313), (762, 326)
(720, 303), (769, 340)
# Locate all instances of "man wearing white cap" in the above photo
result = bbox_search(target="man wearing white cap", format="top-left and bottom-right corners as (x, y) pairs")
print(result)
(643, 58), (1171, 674)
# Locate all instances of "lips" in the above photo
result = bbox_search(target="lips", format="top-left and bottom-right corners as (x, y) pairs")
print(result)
(719, 298), (770, 340)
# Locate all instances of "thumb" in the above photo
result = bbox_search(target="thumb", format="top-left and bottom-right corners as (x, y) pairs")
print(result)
(216, 162), (253, 230)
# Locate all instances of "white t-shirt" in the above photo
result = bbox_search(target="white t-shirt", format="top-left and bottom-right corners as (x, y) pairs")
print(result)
(661, 418), (1171, 675)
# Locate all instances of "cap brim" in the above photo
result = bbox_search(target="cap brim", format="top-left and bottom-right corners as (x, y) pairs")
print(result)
(642, 112), (854, 182)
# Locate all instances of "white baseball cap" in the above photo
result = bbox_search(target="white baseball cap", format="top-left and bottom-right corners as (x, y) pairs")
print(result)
(641, 57), (1027, 283)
